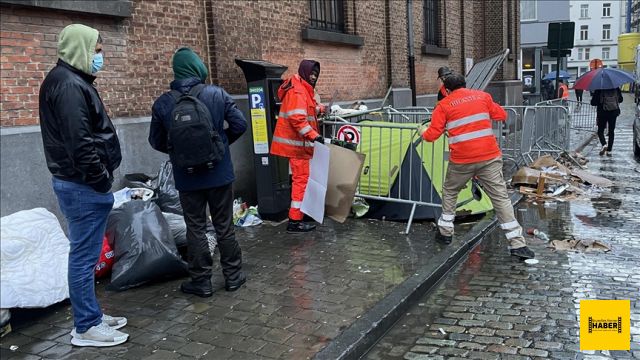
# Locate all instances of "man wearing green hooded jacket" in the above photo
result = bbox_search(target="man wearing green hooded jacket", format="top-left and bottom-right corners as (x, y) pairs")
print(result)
(39, 24), (128, 347)
(149, 48), (247, 298)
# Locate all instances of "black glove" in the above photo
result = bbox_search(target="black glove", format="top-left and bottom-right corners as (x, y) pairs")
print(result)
(314, 135), (324, 144)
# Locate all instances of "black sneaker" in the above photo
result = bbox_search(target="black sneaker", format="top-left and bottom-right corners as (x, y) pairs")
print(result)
(510, 246), (535, 260)
(180, 279), (213, 297)
(435, 232), (452, 245)
(225, 271), (246, 292)
(287, 220), (316, 233)
(606, 150), (612, 157)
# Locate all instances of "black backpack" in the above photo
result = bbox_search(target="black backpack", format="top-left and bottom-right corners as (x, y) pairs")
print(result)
(600, 89), (620, 112)
(168, 84), (225, 174)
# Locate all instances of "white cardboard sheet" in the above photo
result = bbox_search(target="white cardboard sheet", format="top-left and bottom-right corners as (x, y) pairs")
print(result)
(301, 143), (330, 223)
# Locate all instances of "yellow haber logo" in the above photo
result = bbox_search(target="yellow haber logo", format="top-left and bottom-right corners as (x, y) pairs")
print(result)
(580, 300), (630, 350)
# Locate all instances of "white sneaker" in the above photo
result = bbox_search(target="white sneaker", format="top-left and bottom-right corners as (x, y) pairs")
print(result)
(101, 314), (127, 330)
(70, 322), (128, 347)
(70, 314), (127, 336)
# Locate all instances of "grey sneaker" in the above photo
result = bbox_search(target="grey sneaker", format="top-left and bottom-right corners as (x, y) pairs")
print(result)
(70, 314), (127, 337)
(70, 322), (128, 347)
(102, 314), (127, 330)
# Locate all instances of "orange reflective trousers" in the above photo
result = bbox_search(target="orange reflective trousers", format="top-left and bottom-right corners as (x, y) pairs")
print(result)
(289, 158), (310, 221)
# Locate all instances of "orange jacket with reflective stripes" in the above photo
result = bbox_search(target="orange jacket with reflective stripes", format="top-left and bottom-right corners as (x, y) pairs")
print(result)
(270, 74), (320, 159)
(558, 83), (569, 99)
(422, 88), (506, 164)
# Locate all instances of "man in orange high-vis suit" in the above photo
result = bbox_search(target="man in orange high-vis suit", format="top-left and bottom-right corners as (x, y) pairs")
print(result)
(271, 59), (325, 233)
(437, 66), (452, 102)
(418, 72), (535, 260)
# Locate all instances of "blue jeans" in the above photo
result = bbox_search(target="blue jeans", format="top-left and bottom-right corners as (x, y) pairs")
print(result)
(52, 177), (114, 333)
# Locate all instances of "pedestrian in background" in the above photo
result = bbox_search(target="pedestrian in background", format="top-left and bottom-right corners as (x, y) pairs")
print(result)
(149, 47), (247, 297)
(590, 87), (623, 157)
(270, 59), (326, 233)
(418, 72), (535, 260)
(437, 66), (452, 102)
(39, 24), (128, 347)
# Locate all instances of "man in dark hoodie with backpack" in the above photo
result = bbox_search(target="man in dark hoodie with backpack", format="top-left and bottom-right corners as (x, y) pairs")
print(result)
(270, 59), (325, 233)
(591, 87), (623, 157)
(149, 48), (247, 297)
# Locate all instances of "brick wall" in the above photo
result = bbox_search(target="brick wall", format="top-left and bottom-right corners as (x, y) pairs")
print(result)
(1, 0), (520, 127)
(0, 0), (208, 127)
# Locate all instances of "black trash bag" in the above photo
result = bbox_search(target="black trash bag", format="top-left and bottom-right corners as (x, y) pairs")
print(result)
(162, 212), (187, 248)
(106, 200), (188, 291)
(122, 173), (158, 191)
(156, 161), (183, 215)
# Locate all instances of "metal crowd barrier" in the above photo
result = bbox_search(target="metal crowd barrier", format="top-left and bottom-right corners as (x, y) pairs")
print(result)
(536, 98), (597, 150)
(321, 103), (572, 233)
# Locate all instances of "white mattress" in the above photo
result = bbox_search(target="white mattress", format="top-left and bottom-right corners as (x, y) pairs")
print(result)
(1, 208), (70, 308)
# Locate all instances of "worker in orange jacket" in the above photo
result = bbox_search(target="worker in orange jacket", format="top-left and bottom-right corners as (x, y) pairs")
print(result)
(271, 59), (325, 233)
(418, 72), (535, 260)
(437, 66), (452, 102)
(557, 79), (569, 100)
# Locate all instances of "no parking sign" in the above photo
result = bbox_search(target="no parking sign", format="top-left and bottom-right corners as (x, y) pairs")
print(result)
(336, 125), (361, 144)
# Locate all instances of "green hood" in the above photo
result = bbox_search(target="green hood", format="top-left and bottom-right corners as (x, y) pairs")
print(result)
(172, 47), (208, 81)
(57, 24), (99, 75)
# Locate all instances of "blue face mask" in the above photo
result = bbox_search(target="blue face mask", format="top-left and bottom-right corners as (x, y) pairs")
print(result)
(91, 52), (103, 74)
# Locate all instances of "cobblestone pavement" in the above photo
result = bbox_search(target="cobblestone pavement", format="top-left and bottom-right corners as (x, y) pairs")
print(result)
(0, 197), (479, 359)
(366, 98), (640, 359)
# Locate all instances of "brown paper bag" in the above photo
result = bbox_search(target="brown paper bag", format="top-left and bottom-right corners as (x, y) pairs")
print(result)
(324, 144), (366, 223)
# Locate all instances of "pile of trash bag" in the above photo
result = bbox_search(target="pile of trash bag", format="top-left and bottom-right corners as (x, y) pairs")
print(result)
(106, 200), (188, 291)
(233, 199), (262, 227)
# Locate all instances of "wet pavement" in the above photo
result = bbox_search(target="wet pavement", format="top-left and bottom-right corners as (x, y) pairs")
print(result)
(0, 200), (482, 359)
(2, 96), (638, 360)
(366, 96), (640, 359)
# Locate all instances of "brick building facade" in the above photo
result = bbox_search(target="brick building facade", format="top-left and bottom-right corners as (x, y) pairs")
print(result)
(0, 0), (520, 127)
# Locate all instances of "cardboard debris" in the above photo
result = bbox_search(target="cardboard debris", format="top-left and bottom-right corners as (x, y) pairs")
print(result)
(570, 168), (614, 187)
(549, 239), (611, 252)
(513, 155), (613, 202)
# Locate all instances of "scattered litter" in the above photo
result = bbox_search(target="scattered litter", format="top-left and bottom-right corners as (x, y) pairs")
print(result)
(527, 228), (550, 242)
(233, 198), (263, 227)
(549, 238), (611, 252)
(513, 155), (613, 203)
(524, 258), (539, 265)
(9, 345), (18, 351)
(438, 328), (446, 335)
(351, 197), (369, 218)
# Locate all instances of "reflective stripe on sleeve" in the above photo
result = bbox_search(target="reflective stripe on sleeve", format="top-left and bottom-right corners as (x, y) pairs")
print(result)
(448, 128), (495, 144)
(291, 201), (302, 208)
(446, 113), (489, 130)
(279, 109), (307, 118)
(272, 136), (314, 147)
(299, 125), (313, 135)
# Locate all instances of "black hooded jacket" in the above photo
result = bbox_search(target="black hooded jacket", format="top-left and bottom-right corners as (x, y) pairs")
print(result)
(39, 59), (122, 192)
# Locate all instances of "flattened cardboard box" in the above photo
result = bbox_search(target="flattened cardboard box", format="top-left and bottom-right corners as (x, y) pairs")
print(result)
(325, 144), (366, 223)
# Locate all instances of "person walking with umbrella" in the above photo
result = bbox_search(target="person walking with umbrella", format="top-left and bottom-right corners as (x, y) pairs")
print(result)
(591, 87), (623, 156)
(574, 67), (634, 157)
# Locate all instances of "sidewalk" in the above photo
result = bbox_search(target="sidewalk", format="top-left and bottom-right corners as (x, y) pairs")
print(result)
(0, 201), (502, 359)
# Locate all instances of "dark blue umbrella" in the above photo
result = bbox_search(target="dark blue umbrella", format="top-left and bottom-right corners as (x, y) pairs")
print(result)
(543, 70), (572, 80)
(574, 67), (635, 91)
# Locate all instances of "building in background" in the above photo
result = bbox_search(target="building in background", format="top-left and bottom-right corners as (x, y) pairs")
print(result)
(568, 0), (625, 79)
(0, 0), (520, 217)
(631, 0), (640, 31)
(520, 0), (570, 97)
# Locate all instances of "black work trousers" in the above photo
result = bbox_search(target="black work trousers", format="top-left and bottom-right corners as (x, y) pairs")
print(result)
(178, 183), (243, 283)
(596, 114), (618, 151)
